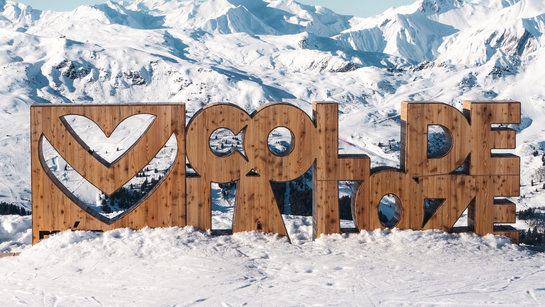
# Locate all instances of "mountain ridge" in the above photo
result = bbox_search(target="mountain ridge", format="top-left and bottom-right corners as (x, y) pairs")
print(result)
(0, 0), (544, 212)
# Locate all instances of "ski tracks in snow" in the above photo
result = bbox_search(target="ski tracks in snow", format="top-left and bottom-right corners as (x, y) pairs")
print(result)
(0, 221), (544, 306)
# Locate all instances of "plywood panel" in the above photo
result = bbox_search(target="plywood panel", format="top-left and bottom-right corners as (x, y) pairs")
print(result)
(312, 180), (341, 238)
(491, 128), (516, 149)
(233, 176), (288, 237)
(186, 176), (212, 231)
(493, 199), (517, 224)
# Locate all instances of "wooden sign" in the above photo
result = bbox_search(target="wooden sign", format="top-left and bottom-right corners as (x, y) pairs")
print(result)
(31, 104), (186, 244)
(30, 100), (521, 245)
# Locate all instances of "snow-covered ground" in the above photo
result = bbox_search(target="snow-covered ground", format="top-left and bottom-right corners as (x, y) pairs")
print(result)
(1, 214), (545, 306)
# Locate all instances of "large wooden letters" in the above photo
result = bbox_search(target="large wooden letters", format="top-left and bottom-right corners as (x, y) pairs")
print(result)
(31, 100), (521, 245)
(313, 102), (370, 237)
(353, 100), (520, 242)
(185, 102), (369, 237)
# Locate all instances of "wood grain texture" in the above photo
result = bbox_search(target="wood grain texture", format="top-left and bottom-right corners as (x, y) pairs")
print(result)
(463, 101), (520, 242)
(312, 102), (370, 238)
(236, 103), (315, 236)
(186, 102), (318, 236)
(185, 103), (251, 231)
(463, 101), (520, 176)
(468, 175), (520, 237)
(353, 101), (520, 243)
(421, 175), (476, 231)
(31, 104), (186, 245)
(31, 100), (521, 244)
(401, 101), (471, 176)
(366, 169), (422, 230)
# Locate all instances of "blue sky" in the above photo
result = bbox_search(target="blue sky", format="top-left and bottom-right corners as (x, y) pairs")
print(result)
(13, 0), (416, 18)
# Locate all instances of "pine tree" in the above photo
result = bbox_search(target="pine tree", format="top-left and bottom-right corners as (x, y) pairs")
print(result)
(527, 228), (534, 244)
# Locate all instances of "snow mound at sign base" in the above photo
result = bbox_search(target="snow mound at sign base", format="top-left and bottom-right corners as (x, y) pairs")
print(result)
(0, 215), (31, 253)
(1, 215), (544, 306)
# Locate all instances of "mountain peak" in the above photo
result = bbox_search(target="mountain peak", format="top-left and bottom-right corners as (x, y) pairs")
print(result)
(131, 0), (175, 5)
(417, 0), (463, 14)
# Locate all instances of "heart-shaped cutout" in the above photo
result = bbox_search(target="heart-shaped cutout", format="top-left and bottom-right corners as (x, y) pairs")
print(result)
(61, 114), (156, 167)
(40, 133), (178, 224)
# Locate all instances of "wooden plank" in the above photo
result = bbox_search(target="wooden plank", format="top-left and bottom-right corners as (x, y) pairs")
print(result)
(186, 177), (211, 231)
(469, 176), (494, 235)
(468, 175), (519, 237)
(185, 103), (251, 232)
(491, 128), (516, 149)
(232, 176), (288, 236)
(489, 154), (520, 176)
(493, 225), (519, 244)
(170, 106), (186, 227)
(463, 101), (521, 176)
(361, 169), (423, 230)
(312, 180), (341, 238)
(401, 101), (471, 177)
(312, 102), (370, 238)
(31, 106), (44, 245)
(421, 175), (476, 232)
(493, 199), (517, 224)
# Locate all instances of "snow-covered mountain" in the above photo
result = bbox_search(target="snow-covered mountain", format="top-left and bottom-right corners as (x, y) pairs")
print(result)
(1, 0), (545, 221)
